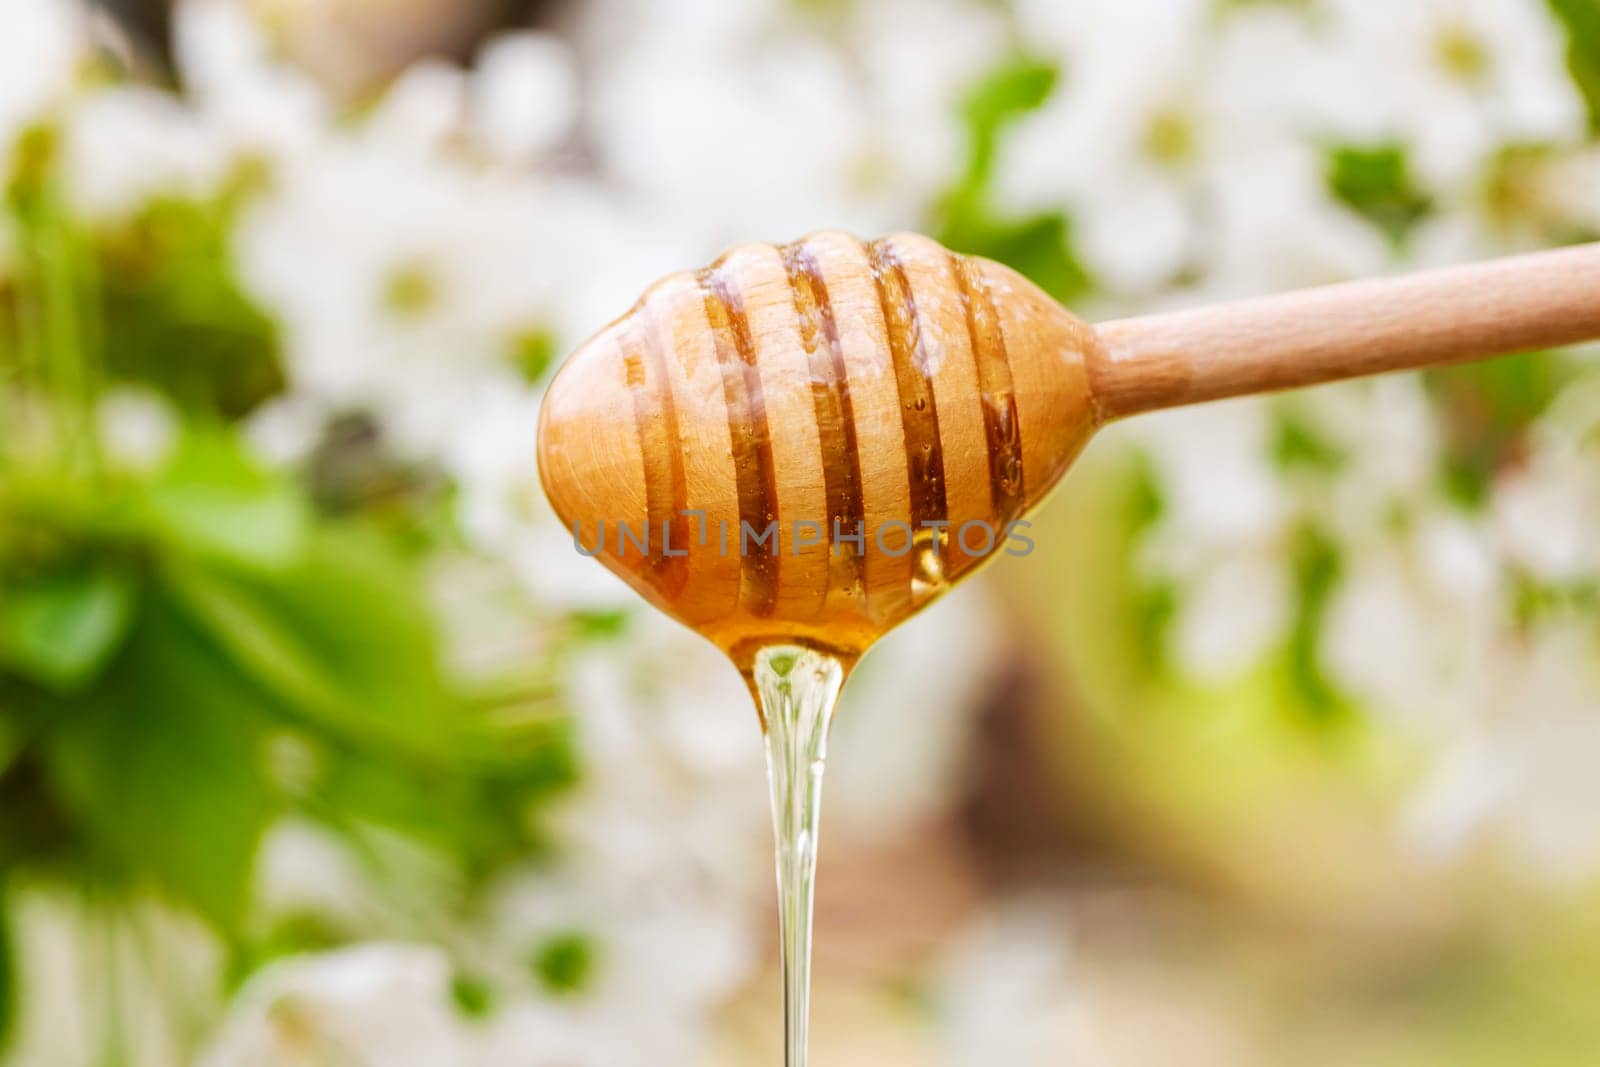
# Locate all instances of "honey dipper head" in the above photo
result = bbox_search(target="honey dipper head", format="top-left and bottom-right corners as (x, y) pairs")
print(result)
(537, 231), (1106, 661)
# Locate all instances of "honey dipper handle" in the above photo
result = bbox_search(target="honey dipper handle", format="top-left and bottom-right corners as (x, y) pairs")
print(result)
(1090, 241), (1600, 421)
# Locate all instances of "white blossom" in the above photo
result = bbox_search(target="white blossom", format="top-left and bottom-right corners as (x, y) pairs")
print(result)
(1323, 515), (1502, 734)
(479, 864), (755, 1066)
(200, 944), (482, 1066)
(444, 387), (636, 611)
(1492, 378), (1600, 584)
(1129, 400), (1295, 680)
(0, 0), (84, 158)
(1407, 622), (1600, 884)
(848, 0), (1011, 210)
(554, 617), (765, 893)
(934, 898), (1086, 1067)
(1320, 0), (1585, 188)
(581, 7), (879, 244)
(8, 890), (223, 1067)
(470, 33), (580, 165)
(1002, 0), (1216, 295)
(254, 819), (386, 930)
(829, 581), (1008, 838)
(63, 87), (230, 219)
(174, 0), (330, 162)
(234, 141), (553, 455)
(244, 393), (328, 466)
(96, 385), (178, 471)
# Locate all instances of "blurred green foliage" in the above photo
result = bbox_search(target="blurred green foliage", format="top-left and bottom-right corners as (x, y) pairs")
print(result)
(1283, 523), (1348, 723)
(1427, 350), (1575, 510)
(1324, 142), (1435, 247)
(0, 127), (580, 1041)
(509, 326), (558, 386)
(450, 971), (498, 1019)
(97, 196), (284, 419)
(1122, 453), (1178, 677)
(1549, 0), (1600, 132)
(532, 930), (598, 996)
(935, 54), (1094, 303)
(1270, 408), (1347, 476)
(949, 57), (1590, 741)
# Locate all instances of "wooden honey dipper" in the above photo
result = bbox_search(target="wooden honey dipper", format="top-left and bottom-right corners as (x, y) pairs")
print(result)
(537, 231), (1600, 667)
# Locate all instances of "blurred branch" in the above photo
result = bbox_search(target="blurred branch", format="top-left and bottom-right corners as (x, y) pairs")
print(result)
(89, 0), (173, 71)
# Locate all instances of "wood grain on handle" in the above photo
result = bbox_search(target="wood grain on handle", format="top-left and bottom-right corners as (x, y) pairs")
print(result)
(1091, 242), (1600, 421)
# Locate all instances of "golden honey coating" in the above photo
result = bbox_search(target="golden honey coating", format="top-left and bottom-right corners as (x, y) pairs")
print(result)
(537, 231), (1105, 662)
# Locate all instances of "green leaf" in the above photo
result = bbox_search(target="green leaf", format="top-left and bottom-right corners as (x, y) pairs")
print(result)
(1131, 580), (1178, 677)
(315, 757), (493, 871)
(531, 931), (598, 997)
(1126, 451), (1167, 532)
(44, 590), (276, 928)
(1427, 349), (1573, 509)
(450, 972), (497, 1019)
(145, 433), (309, 570)
(309, 707), (575, 870)
(1215, 0), (1313, 12)
(958, 56), (1060, 188)
(96, 196), (283, 419)
(162, 524), (454, 756)
(1124, 453), (1174, 673)
(939, 210), (1094, 304)
(0, 565), (135, 690)
(1271, 406), (1347, 475)
(789, 0), (851, 23)
(567, 609), (630, 643)
(1283, 525), (1348, 723)
(1324, 142), (1433, 246)
(508, 327), (557, 385)
(225, 910), (348, 991)
(935, 54), (1092, 302)
(149, 517), (571, 876)
(1549, 0), (1600, 133)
